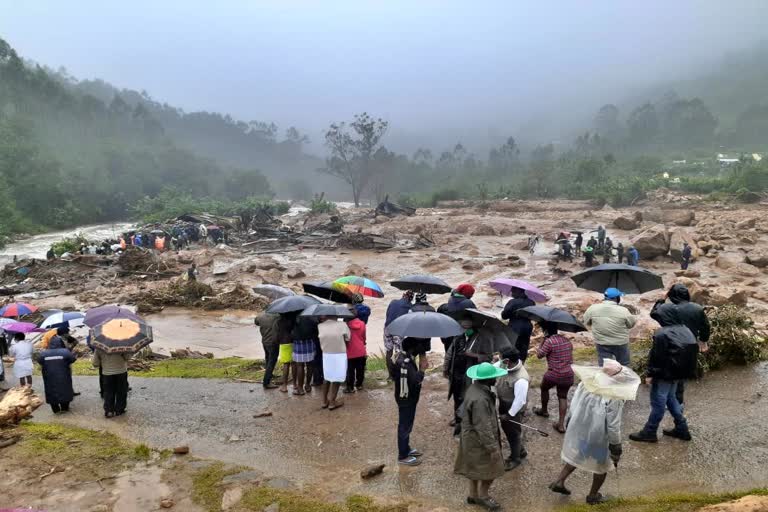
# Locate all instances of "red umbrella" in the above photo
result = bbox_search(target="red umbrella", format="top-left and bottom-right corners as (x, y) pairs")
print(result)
(0, 302), (38, 318)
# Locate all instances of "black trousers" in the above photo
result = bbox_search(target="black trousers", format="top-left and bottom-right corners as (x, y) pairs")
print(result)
(103, 372), (129, 413)
(346, 356), (366, 389)
(397, 401), (418, 459)
(312, 342), (324, 385)
(451, 381), (465, 436)
(499, 402), (525, 461)
(50, 402), (70, 413)
(262, 343), (279, 386)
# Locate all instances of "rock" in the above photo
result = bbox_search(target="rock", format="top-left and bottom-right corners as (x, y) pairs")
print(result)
(160, 498), (175, 509)
(257, 259), (286, 271)
(735, 263), (761, 277)
(344, 263), (368, 276)
(221, 487), (243, 511)
(746, 250), (768, 268)
(173, 445), (190, 455)
(669, 229), (699, 262)
(735, 218), (757, 230)
(451, 224), (469, 234)
(740, 236), (756, 245)
(261, 269), (283, 284)
(253, 410), (273, 418)
(709, 288), (749, 307)
(264, 504), (280, 512)
(286, 269), (306, 279)
(461, 261), (483, 271)
(662, 209), (695, 226)
(0, 386), (43, 426)
(360, 463), (386, 479)
(700, 495), (768, 512)
(715, 253), (743, 270)
(630, 224), (669, 259)
(613, 216), (639, 230)
(674, 269), (701, 278)
(221, 470), (262, 486)
(469, 224), (496, 236)
(511, 239), (530, 251)
(64, 288), (77, 295)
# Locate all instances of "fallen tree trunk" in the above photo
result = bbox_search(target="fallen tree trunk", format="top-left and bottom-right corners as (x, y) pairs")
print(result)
(0, 387), (43, 426)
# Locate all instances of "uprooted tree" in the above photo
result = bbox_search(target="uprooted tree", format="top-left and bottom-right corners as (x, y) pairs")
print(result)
(319, 112), (389, 207)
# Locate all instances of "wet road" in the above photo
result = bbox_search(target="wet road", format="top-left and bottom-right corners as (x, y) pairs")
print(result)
(29, 362), (768, 510)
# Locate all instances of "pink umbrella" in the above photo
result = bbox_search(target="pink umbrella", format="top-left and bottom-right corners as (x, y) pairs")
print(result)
(489, 278), (549, 303)
(2, 321), (46, 333)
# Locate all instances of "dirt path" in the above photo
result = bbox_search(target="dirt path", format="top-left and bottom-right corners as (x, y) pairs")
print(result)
(26, 362), (768, 511)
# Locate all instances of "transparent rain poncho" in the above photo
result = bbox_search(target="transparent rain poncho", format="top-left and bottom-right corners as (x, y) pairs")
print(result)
(560, 361), (641, 474)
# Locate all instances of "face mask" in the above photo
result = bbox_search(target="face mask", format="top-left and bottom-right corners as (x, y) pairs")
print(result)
(465, 329), (475, 336)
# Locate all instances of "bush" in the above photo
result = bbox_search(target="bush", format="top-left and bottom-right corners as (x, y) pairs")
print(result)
(51, 234), (88, 256)
(310, 194), (337, 214)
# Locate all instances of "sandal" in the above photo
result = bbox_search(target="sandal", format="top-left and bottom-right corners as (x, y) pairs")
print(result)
(475, 496), (501, 511)
(292, 389), (305, 396)
(321, 403), (329, 409)
(329, 402), (344, 411)
(534, 407), (549, 418)
(553, 423), (566, 434)
(304, 384), (312, 393)
(549, 482), (571, 495)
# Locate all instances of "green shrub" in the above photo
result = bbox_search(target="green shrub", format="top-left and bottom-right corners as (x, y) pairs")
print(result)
(310, 194), (337, 214)
(51, 233), (89, 256)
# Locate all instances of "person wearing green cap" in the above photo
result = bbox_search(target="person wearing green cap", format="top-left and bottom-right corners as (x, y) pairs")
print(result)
(583, 288), (637, 366)
(454, 362), (508, 511)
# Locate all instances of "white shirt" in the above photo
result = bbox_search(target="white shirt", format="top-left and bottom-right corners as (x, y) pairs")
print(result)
(508, 380), (529, 417)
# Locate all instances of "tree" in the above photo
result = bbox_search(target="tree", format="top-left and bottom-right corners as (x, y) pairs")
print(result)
(319, 112), (388, 206)
(412, 147), (433, 166)
(627, 103), (659, 148)
(488, 136), (520, 175)
(663, 98), (718, 148)
(527, 144), (556, 198)
(594, 104), (621, 140)
(734, 105), (768, 146)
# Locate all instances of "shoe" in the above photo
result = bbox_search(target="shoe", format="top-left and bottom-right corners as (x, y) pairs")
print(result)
(449, 419), (457, 427)
(398, 456), (421, 466)
(263, 383), (279, 390)
(408, 449), (423, 457)
(586, 493), (613, 505)
(629, 430), (658, 443)
(475, 497), (501, 511)
(548, 482), (571, 495)
(504, 458), (521, 471)
(520, 448), (528, 459)
(467, 497), (478, 505)
(105, 412), (114, 418)
(343, 388), (355, 394)
(356, 386), (364, 392)
(663, 428), (692, 441)
(533, 407), (549, 418)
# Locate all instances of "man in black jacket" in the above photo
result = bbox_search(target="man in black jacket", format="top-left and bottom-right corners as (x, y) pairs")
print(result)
(651, 284), (710, 405)
(630, 307), (697, 443)
(501, 287), (535, 361)
(391, 338), (427, 466)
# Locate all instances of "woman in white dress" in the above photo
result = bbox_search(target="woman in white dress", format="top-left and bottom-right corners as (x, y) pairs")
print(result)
(9, 333), (34, 386)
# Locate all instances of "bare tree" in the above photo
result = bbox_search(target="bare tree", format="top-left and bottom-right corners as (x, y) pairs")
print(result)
(319, 112), (388, 206)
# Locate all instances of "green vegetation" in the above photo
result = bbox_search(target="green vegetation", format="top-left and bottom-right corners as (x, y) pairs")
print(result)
(192, 463), (243, 512)
(50, 234), (89, 256)
(559, 488), (768, 512)
(309, 193), (338, 214)
(71, 357), (265, 380)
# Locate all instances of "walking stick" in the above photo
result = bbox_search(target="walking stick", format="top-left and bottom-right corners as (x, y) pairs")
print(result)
(502, 418), (550, 437)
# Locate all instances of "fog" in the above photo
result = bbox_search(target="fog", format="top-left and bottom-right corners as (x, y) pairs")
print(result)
(2, 0), (767, 154)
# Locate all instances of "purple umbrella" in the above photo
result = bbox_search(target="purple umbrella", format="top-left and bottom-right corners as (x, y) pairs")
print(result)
(2, 322), (46, 333)
(488, 278), (549, 303)
(84, 305), (142, 328)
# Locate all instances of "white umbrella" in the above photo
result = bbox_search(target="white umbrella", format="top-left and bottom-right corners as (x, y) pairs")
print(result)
(40, 311), (85, 329)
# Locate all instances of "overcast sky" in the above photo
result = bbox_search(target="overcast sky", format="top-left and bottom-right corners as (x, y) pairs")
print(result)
(2, 1), (767, 153)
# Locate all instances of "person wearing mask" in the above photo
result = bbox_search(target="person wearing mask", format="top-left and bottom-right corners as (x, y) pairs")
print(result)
(93, 347), (132, 418)
(255, 312), (281, 389)
(651, 283), (710, 406)
(437, 284), (477, 352)
(627, 246), (640, 266)
(586, 236), (597, 251)
(277, 313), (298, 393)
(583, 288), (637, 366)
(630, 307), (697, 443)
(345, 304), (370, 393)
(549, 360), (639, 505)
(584, 245), (595, 267)
(317, 316), (350, 410)
(291, 315), (319, 395)
(495, 347), (530, 471)
(681, 242), (693, 270)
(454, 362), (508, 511)
(534, 321), (575, 434)
(9, 332), (34, 387)
(574, 232), (583, 257)
(391, 337), (427, 466)
(384, 291), (414, 372)
(501, 287), (535, 361)
(616, 243), (625, 264)
(38, 337), (76, 414)
(444, 317), (484, 436)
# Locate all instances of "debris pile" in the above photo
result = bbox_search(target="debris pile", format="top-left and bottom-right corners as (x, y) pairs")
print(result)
(375, 196), (415, 217)
(118, 246), (178, 275)
(202, 283), (269, 311)
(0, 386), (43, 427)
(133, 279), (214, 313)
(170, 347), (215, 359)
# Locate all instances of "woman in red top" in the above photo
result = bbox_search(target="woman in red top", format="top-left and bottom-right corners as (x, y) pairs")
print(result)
(534, 321), (575, 434)
(345, 304), (370, 393)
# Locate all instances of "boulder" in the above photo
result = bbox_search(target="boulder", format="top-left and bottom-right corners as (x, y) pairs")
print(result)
(745, 250), (768, 268)
(630, 224), (669, 259)
(662, 209), (695, 226)
(511, 239), (530, 251)
(613, 216), (640, 230)
(715, 253), (743, 270)
(669, 230), (699, 262)
(739, 236), (756, 245)
(709, 288), (749, 307)
(735, 218), (757, 230)
(674, 269), (701, 278)
(470, 224), (496, 236)
(734, 263), (761, 277)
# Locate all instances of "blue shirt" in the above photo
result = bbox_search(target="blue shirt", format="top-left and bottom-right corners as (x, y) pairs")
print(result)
(385, 298), (413, 327)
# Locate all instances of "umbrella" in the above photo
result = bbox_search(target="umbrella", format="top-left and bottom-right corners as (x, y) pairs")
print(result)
(84, 305), (142, 328)
(448, 308), (516, 354)
(390, 275), (452, 294)
(91, 318), (153, 353)
(0, 302), (38, 318)
(332, 276), (384, 298)
(300, 303), (355, 319)
(266, 295), (321, 314)
(571, 263), (663, 295)
(303, 282), (354, 304)
(517, 306), (587, 333)
(0, 317), (15, 327)
(252, 284), (296, 300)
(40, 311), (85, 330)
(386, 311), (464, 339)
(489, 278), (549, 303)
(150, 229), (166, 235)
(2, 322), (46, 334)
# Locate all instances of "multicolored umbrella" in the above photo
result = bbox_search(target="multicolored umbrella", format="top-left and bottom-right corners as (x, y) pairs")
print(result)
(302, 281), (354, 304)
(331, 276), (384, 298)
(91, 318), (153, 353)
(40, 311), (85, 330)
(84, 305), (142, 328)
(0, 302), (38, 318)
(489, 278), (549, 303)
(2, 322), (46, 334)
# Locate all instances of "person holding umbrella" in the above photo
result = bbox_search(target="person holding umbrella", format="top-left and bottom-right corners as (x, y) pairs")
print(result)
(549, 360), (640, 505)
(92, 346), (132, 418)
(277, 312), (298, 393)
(291, 314), (319, 396)
(454, 362), (507, 511)
(255, 312), (281, 389)
(501, 287), (535, 361)
(583, 288), (637, 366)
(534, 322), (575, 434)
(437, 284), (477, 352)
(345, 304), (370, 393)
(495, 347), (530, 471)
(391, 337), (427, 466)
(384, 290), (414, 371)
(38, 336), (77, 414)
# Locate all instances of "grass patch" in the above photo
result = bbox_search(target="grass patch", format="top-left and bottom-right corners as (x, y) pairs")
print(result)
(134, 443), (151, 459)
(240, 487), (408, 512)
(558, 488), (768, 512)
(69, 357), (265, 379)
(192, 463), (243, 512)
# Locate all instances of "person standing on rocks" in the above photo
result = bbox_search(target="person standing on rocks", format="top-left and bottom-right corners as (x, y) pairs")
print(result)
(39, 337), (77, 414)
(391, 337), (427, 467)
(597, 225), (606, 252)
(616, 242), (625, 264)
(583, 288), (636, 366)
(255, 312), (281, 389)
(317, 316), (350, 410)
(384, 290), (414, 372)
(501, 287), (535, 361)
(574, 232), (583, 257)
(603, 237), (614, 264)
(455, 362), (508, 511)
(584, 245), (595, 267)
(495, 347), (530, 471)
(629, 306), (697, 443)
(680, 242), (692, 270)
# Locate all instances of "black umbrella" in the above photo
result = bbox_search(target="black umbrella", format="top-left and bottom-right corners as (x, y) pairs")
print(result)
(386, 311), (464, 339)
(571, 263), (663, 294)
(252, 284), (295, 300)
(517, 306), (587, 333)
(266, 295), (321, 314)
(390, 274), (452, 294)
(449, 308), (516, 354)
(300, 303), (355, 319)
(302, 281), (354, 304)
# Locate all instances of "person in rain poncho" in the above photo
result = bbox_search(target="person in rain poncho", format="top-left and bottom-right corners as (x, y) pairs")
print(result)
(38, 337), (77, 413)
(454, 362), (508, 511)
(444, 316), (485, 437)
(9, 333), (34, 387)
(549, 359), (640, 505)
